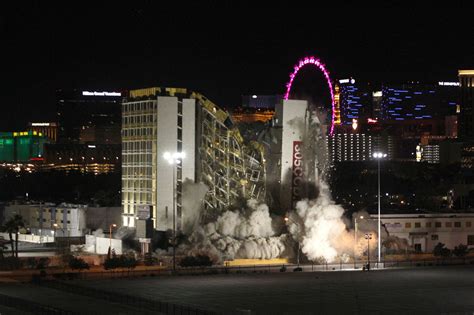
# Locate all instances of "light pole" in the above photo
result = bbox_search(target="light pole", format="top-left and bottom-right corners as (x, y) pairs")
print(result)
(53, 223), (58, 248)
(284, 216), (300, 267)
(353, 215), (364, 269)
(163, 151), (185, 273)
(109, 223), (117, 255)
(373, 152), (386, 268)
(365, 233), (372, 270)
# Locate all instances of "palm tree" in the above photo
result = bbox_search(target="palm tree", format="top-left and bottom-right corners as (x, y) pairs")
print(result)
(2, 215), (25, 258)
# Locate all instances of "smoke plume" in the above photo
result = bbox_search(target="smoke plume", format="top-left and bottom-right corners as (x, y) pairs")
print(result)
(181, 199), (290, 262)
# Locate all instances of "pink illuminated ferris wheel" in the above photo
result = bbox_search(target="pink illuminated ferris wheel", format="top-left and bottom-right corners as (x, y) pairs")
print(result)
(284, 56), (336, 136)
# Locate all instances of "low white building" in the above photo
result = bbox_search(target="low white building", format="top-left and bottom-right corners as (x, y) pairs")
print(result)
(371, 212), (474, 253)
(4, 202), (87, 238)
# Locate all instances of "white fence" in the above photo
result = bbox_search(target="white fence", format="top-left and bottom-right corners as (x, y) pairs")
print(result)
(0, 232), (55, 244)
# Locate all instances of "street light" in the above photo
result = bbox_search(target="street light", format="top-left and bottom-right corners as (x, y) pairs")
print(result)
(365, 233), (372, 270)
(163, 151), (185, 273)
(353, 215), (364, 269)
(373, 151), (386, 268)
(284, 216), (300, 267)
(109, 223), (117, 256)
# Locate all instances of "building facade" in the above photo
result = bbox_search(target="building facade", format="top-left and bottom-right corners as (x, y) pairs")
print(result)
(5, 203), (87, 237)
(372, 213), (474, 253)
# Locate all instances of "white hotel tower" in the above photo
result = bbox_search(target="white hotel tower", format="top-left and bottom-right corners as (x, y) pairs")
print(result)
(121, 88), (266, 237)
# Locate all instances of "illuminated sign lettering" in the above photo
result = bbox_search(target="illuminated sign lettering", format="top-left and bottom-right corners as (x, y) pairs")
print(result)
(438, 82), (460, 86)
(31, 123), (51, 126)
(339, 78), (355, 84)
(367, 118), (378, 124)
(82, 91), (122, 96)
(292, 141), (304, 203)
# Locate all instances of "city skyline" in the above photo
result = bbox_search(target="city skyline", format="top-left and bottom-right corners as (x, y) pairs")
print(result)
(2, 4), (473, 129)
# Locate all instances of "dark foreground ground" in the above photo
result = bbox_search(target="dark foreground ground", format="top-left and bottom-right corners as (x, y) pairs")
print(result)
(0, 265), (473, 314)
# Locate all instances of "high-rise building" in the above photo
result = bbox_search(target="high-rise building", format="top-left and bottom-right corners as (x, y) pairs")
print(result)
(380, 82), (459, 121)
(122, 88), (266, 236)
(56, 89), (122, 144)
(338, 79), (373, 125)
(458, 70), (474, 140)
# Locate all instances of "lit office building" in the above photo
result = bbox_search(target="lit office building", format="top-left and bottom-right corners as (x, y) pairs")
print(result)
(56, 89), (122, 144)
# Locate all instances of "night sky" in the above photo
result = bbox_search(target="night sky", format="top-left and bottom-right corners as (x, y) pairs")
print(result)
(1, 3), (473, 130)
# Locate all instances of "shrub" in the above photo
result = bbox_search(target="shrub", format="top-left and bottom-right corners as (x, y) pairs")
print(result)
(433, 242), (451, 258)
(104, 254), (137, 270)
(453, 244), (468, 257)
(68, 257), (90, 271)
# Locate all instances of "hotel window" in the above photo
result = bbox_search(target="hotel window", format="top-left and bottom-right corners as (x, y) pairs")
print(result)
(405, 222), (411, 228)
(435, 222), (442, 228)
(445, 222), (452, 228)
(468, 235), (474, 246)
(431, 234), (438, 241)
(426, 222), (432, 228)
(454, 222), (461, 228)
(415, 222), (421, 228)
(467, 222), (472, 228)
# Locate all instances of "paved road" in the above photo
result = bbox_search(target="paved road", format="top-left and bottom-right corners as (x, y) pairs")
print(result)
(0, 283), (158, 314)
(73, 265), (474, 315)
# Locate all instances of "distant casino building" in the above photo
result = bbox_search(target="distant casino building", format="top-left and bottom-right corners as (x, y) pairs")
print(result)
(28, 122), (58, 143)
(328, 133), (395, 162)
(0, 131), (48, 162)
(43, 143), (120, 174)
(56, 89), (122, 144)
(380, 82), (459, 121)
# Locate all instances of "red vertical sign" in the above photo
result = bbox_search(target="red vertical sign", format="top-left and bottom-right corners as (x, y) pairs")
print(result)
(292, 141), (304, 203)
